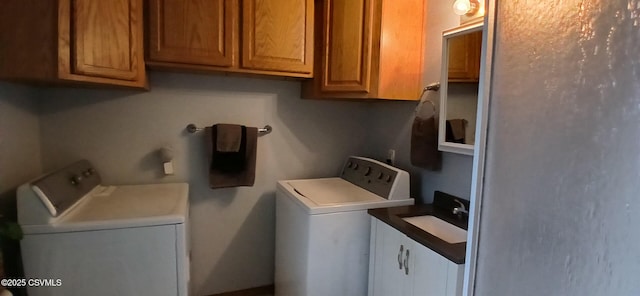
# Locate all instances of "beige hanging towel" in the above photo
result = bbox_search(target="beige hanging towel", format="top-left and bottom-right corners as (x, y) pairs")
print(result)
(206, 124), (257, 188)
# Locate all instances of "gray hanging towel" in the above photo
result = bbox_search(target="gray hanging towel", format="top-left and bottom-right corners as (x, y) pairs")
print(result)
(411, 116), (442, 170)
(206, 124), (257, 188)
(446, 119), (466, 144)
(411, 87), (441, 171)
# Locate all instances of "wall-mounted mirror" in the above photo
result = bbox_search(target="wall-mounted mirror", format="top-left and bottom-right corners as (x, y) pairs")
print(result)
(438, 21), (483, 155)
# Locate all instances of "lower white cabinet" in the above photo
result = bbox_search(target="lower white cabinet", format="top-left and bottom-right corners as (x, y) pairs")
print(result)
(368, 218), (464, 296)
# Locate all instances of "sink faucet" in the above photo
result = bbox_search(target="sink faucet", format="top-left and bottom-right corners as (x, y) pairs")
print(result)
(452, 199), (468, 217)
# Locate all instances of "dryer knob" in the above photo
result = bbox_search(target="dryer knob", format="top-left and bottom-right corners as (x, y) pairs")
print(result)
(364, 167), (372, 176)
(353, 163), (359, 170)
(347, 161), (353, 168)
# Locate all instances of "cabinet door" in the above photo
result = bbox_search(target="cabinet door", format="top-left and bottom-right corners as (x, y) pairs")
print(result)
(68, 0), (143, 81)
(148, 0), (237, 67)
(319, 0), (373, 92)
(447, 30), (481, 82)
(370, 219), (411, 296)
(445, 262), (464, 296)
(242, 0), (313, 74)
(409, 240), (449, 296)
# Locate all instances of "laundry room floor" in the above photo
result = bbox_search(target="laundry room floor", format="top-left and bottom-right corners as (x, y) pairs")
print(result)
(208, 285), (274, 296)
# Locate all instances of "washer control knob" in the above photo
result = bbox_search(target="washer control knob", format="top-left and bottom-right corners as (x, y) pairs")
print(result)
(364, 166), (372, 176)
(377, 172), (384, 179)
(386, 175), (393, 183)
(70, 175), (83, 186)
(353, 163), (359, 170)
(83, 168), (94, 177)
(347, 161), (353, 168)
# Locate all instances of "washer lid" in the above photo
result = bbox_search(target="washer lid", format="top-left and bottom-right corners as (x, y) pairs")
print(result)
(22, 183), (189, 234)
(278, 178), (414, 215)
(288, 178), (383, 205)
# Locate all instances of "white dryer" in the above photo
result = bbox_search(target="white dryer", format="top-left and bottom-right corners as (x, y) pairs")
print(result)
(275, 156), (414, 296)
(17, 160), (189, 296)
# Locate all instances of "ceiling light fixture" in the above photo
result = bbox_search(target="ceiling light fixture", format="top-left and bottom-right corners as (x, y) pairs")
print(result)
(453, 0), (480, 16)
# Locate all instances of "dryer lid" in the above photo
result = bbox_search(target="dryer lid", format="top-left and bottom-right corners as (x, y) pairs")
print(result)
(22, 183), (189, 234)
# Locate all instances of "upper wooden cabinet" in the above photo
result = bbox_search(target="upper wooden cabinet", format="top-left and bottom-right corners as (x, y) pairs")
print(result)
(148, 0), (237, 67)
(0, 0), (147, 89)
(302, 0), (426, 100)
(447, 30), (482, 82)
(147, 0), (313, 78)
(242, 0), (313, 74)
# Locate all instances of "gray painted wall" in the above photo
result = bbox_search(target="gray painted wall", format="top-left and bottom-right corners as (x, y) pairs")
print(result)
(447, 83), (479, 145)
(0, 82), (41, 296)
(475, 0), (640, 295)
(37, 72), (371, 295)
(365, 1), (473, 202)
(0, 82), (41, 212)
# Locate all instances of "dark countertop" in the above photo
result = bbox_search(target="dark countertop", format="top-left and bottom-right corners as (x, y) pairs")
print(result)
(368, 203), (468, 264)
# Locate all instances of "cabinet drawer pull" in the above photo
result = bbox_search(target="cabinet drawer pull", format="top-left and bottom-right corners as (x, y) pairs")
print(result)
(397, 244), (404, 269)
(403, 249), (410, 275)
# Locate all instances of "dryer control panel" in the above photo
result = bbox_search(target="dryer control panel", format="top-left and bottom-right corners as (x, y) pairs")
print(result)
(340, 156), (410, 200)
(17, 160), (102, 224)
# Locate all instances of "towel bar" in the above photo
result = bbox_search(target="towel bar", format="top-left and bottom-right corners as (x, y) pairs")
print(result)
(186, 124), (272, 135)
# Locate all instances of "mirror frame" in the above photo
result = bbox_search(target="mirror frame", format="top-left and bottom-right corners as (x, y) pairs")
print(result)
(438, 20), (484, 156)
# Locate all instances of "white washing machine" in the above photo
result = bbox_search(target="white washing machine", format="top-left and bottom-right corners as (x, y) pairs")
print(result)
(275, 156), (414, 296)
(17, 160), (190, 296)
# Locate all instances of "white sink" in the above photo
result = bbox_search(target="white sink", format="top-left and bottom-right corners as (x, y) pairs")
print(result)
(402, 215), (467, 244)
